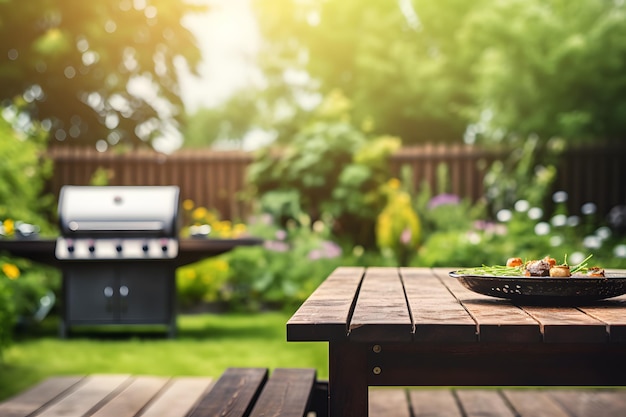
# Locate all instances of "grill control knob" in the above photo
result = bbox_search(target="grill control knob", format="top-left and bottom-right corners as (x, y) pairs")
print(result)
(67, 243), (75, 253)
(116, 243), (123, 253)
(88, 243), (96, 253)
(142, 242), (149, 252)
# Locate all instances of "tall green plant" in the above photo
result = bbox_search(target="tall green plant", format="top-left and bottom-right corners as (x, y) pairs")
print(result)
(247, 92), (401, 248)
(0, 106), (58, 357)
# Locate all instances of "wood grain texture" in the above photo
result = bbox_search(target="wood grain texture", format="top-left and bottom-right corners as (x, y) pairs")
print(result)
(3, 376), (626, 417)
(187, 368), (267, 417)
(249, 368), (315, 417)
(90, 376), (168, 417)
(349, 267), (412, 342)
(139, 377), (214, 417)
(547, 389), (626, 417)
(287, 267), (364, 341)
(455, 390), (516, 417)
(408, 389), (463, 417)
(0, 376), (84, 417)
(369, 389), (411, 417)
(435, 269), (544, 343)
(401, 267), (477, 342)
(37, 375), (131, 417)
(503, 389), (572, 417)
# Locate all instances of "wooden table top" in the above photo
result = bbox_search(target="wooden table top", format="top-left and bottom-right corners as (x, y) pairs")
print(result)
(287, 267), (626, 344)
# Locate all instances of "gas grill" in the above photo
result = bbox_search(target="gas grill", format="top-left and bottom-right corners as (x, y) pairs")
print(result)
(56, 185), (181, 337)
(0, 186), (262, 338)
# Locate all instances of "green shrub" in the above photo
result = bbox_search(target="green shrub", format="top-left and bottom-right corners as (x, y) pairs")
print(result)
(247, 91), (401, 249)
(0, 105), (58, 357)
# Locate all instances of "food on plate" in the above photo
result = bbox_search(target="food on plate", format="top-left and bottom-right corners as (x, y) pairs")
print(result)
(456, 254), (605, 278)
(506, 257), (523, 267)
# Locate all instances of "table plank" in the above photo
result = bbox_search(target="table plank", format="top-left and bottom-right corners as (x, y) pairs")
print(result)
(435, 269), (543, 343)
(401, 268), (476, 342)
(349, 267), (412, 342)
(519, 305), (608, 343)
(287, 267), (364, 341)
(140, 377), (213, 417)
(578, 296), (626, 343)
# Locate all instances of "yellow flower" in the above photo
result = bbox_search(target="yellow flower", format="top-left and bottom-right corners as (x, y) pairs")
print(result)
(3, 219), (15, 236)
(182, 199), (195, 211)
(192, 207), (207, 221)
(387, 178), (401, 190)
(232, 223), (247, 237)
(2, 263), (20, 280)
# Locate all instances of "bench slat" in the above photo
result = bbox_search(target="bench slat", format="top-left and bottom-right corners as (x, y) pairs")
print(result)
(140, 377), (213, 417)
(250, 368), (316, 417)
(502, 390), (572, 417)
(37, 375), (131, 417)
(0, 376), (84, 417)
(369, 389), (411, 417)
(187, 368), (267, 417)
(455, 389), (517, 417)
(408, 389), (462, 417)
(89, 376), (168, 417)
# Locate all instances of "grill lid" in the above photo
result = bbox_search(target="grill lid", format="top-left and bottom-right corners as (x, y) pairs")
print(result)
(58, 186), (180, 238)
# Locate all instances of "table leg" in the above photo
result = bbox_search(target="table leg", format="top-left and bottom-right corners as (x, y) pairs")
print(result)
(329, 342), (369, 417)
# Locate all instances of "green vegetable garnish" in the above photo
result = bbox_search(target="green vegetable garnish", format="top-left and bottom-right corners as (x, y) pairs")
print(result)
(456, 254), (595, 277)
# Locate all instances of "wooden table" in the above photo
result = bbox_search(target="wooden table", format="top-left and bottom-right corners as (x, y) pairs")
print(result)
(287, 267), (626, 417)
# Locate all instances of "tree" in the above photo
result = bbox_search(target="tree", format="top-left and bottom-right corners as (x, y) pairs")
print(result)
(459, 0), (626, 144)
(250, 0), (480, 145)
(249, 0), (626, 146)
(0, 0), (205, 150)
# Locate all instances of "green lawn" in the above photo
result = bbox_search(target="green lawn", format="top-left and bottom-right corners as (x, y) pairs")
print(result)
(0, 311), (328, 401)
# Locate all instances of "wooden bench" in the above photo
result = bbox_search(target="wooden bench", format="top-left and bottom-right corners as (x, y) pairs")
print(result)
(188, 368), (327, 417)
(0, 368), (327, 417)
(2, 370), (626, 416)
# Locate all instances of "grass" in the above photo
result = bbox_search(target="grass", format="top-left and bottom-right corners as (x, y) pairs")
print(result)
(0, 311), (328, 401)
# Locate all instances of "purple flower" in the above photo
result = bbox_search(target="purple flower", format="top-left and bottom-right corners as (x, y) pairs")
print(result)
(400, 228), (412, 245)
(428, 193), (460, 209)
(264, 240), (290, 252)
(275, 229), (287, 241)
(473, 220), (507, 236)
(308, 241), (342, 260)
(248, 213), (274, 226)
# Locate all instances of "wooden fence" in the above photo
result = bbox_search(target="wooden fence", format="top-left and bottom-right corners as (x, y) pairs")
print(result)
(46, 144), (626, 221)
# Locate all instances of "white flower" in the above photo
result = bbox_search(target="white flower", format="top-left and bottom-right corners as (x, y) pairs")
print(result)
(596, 227), (612, 240)
(496, 209), (512, 222)
(534, 222), (550, 236)
(514, 200), (530, 213)
(567, 216), (580, 227)
(581, 202), (597, 215)
(569, 251), (586, 265)
(550, 236), (563, 247)
(583, 235), (602, 249)
(551, 214), (567, 227)
(528, 207), (543, 220)
(552, 191), (568, 203)
(614, 244), (626, 258)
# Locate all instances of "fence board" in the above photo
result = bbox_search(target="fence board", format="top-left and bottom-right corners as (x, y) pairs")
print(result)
(45, 144), (626, 222)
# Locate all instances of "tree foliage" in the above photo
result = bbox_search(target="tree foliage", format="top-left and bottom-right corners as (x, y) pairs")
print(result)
(462, 0), (626, 143)
(0, 0), (204, 150)
(248, 0), (626, 146)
